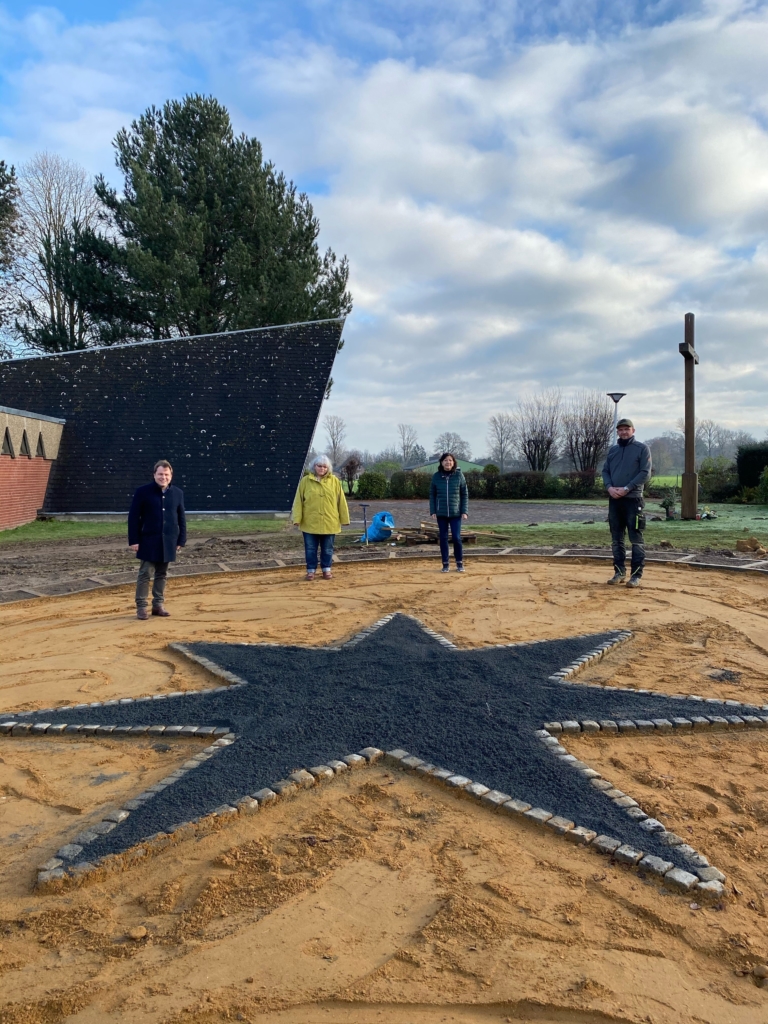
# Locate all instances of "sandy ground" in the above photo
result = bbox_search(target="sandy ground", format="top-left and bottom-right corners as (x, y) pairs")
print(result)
(1, 558), (768, 1023)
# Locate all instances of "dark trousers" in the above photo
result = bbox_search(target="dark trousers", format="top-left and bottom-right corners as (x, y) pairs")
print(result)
(608, 497), (645, 577)
(136, 560), (169, 608)
(303, 533), (335, 572)
(437, 516), (463, 566)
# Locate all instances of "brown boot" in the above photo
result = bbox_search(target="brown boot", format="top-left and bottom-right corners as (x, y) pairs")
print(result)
(137, 607), (149, 620)
(152, 606), (171, 617)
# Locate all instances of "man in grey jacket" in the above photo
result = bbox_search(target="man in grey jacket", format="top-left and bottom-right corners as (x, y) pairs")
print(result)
(601, 418), (652, 588)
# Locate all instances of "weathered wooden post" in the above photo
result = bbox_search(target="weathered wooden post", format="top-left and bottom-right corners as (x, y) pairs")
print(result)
(679, 312), (699, 519)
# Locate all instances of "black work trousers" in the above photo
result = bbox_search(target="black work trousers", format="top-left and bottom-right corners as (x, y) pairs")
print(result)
(608, 496), (645, 578)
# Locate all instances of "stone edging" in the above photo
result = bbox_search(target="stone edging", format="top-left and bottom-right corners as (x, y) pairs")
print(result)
(0, 684), (244, 887)
(4, 615), (751, 899)
(170, 620), (730, 900)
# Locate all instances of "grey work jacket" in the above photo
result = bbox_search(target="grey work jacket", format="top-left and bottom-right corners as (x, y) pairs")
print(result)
(601, 438), (652, 499)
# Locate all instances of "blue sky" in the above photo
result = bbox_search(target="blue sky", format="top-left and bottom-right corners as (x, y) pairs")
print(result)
(2, 0), (768, 456)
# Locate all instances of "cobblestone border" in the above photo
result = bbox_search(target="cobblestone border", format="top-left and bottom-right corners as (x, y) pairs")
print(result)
(4, 617), (743, 899)
(30, 739), (722, 899)
(182, 617), (732, 899)
(187, 613), (621, 655)
(529, 629), (768, 899)
(0, 682), (246, 888)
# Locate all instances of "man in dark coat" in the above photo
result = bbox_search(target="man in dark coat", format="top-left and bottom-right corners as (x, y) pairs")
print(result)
(128, 460), (186, 620)
(601, 419), (652, 588)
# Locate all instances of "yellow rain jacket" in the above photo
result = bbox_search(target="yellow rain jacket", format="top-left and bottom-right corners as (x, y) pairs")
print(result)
(292, 472), (350, 534)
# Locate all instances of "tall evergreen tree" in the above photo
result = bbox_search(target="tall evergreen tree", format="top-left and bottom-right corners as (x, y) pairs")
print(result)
(60, 95), (351, 345)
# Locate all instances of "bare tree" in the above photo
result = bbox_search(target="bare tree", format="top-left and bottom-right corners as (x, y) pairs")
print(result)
(434, 432), (471, 461)
(673, 418), (755, 462)
(0, 160), (20, 355)
(340, 451), (364, 494)
(561, 390), (613, 472)
(514, 389), (562, 471)
(12, 152), (102, 350)
(486, 412), (516, 472)
(645, 435), (680, 474)
(323, 414), (347, 467)
(397, 423), (419, 465)
(697, 419), (722, 458)
(732, 429), (757, 453)
(674, 416), (706, 456)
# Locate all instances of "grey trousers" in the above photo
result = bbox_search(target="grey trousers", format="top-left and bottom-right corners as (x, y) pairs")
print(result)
(135, 560), (169, 608)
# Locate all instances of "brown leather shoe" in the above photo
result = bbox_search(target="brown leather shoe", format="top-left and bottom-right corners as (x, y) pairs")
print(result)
(136, 607), (149, 620)
(152, 606), (171, 617)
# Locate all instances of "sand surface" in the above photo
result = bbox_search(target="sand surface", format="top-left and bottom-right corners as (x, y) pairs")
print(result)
(1, 557), (768, 1023)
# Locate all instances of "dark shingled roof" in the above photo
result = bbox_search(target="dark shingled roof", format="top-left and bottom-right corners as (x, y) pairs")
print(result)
(0, 320), (343, 512)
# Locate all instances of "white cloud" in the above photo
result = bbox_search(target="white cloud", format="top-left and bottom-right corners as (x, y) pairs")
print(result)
(1, 0), (768, 455)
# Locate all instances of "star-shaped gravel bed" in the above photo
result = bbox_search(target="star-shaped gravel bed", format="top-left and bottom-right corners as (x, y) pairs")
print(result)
(5, 614), (764, 888)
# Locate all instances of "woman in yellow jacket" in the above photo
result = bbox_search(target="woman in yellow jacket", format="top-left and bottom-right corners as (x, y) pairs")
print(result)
(291, 455), (350, 580)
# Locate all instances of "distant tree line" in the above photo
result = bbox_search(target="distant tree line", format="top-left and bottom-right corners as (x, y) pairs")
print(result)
(308, 416), (474, 481)
(314, 397), (764, 502)
(645, 419), (756, 475)
(313, 402), (614, 498)
(0, 95), (351, 355)
(485, 389), (614, 474)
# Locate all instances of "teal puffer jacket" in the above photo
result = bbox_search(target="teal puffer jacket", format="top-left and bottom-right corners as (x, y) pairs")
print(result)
(429, 470), (468, 517)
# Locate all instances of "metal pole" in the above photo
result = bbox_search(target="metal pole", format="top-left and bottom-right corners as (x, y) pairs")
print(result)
(360, 503), (369, 547)
(607, 393), (627, 436)
(679, 313), (699, 519)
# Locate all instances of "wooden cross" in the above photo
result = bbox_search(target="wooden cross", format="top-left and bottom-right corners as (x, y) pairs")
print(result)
(679, 312), (699, 519)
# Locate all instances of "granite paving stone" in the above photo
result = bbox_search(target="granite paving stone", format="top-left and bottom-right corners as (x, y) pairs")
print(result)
(480, 790), (511, 809)
(664, 867), (700, 890)
(593, 836), (622, 855)
(614, 844), (644, 866)
(697, 880), (726, 897)
(639, 855), (674, 877)
(565, 826), (597, 845)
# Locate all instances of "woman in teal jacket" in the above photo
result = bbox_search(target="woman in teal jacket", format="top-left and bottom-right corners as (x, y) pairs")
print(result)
(429, 452), (468, 572)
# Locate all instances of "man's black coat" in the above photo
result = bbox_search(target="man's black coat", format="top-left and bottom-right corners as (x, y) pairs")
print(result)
(128, 482), (187, 563)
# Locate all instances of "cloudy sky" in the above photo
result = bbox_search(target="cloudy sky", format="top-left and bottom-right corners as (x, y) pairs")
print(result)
(2, 0), (767, 456)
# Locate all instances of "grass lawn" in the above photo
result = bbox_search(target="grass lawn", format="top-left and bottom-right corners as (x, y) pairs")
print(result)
(3, 502), (768, 554)
(0, 516), (287, 546)
(480, 501), (768, 551)
(651, 474), (683, 488)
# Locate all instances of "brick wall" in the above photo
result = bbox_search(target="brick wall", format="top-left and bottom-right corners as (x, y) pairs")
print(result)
(0, 320), (343, 513)
(0, 456), (53, 530)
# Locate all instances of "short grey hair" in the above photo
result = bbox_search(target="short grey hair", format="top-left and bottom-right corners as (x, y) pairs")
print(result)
(310, 454), (333, 473)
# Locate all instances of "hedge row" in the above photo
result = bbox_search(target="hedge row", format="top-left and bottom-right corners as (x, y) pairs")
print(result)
(736, 444), (768, 488)
(356, 469), (599, 501)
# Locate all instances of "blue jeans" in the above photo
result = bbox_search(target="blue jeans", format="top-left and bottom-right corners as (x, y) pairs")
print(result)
(303, 533), (335, 572)
(437, 516), (463, 566)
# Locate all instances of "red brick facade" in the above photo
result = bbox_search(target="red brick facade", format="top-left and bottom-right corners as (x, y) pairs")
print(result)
(0, 456), (54, 530)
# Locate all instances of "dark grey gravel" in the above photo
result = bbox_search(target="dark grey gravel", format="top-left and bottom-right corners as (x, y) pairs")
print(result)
(12, 615), (747, 870)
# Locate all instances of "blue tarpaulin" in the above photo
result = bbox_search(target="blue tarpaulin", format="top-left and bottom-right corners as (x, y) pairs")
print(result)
(359, 510), (396, 543)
